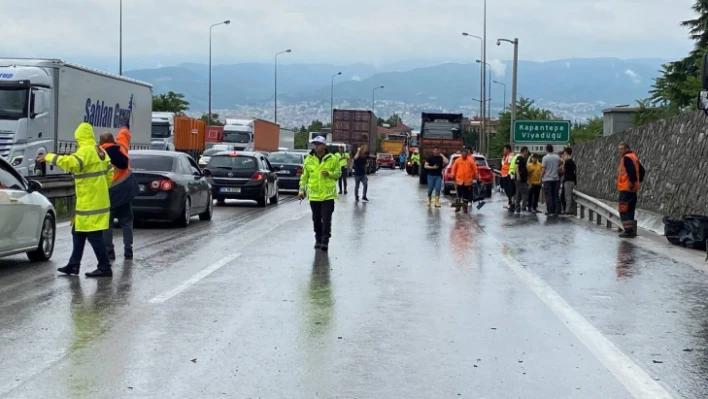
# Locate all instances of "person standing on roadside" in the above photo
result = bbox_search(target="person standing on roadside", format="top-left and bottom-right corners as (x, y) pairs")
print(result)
(513, 147), (530, 213)
(399, 152), (406, 170)
(337, 146), (350, 195)
(99, 122), (139, 260)
(526, 154), (542, 213)
(501, 145), (515, 209)
(451, 147), (484, 213)
(353, 145), (370, 203)
(299, 136), (341, 252)
(562, 147), (577, 215)
(37, 123), (114, 277)
(424, 146), (448, 208)
(541, 144), (562, 217)
(617, 143), (644, 238)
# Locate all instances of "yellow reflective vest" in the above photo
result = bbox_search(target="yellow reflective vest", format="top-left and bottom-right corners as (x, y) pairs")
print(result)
(299, 151), (341, 201)
(45, 123), (113, 232)
(338, 152), (350, 168)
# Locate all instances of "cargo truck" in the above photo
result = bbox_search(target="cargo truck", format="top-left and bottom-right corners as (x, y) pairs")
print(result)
(279, 128), (295, 150)
(205, 125), (224, 146)
(0, 58), (152, 177)
(380, 137), (406, 166)
(223, 118), (280, 152)
(331, 109), (377, 174)
(173, 116), (206, 159)
(151, 112), (176, 151)
(418, 113), (464, 184)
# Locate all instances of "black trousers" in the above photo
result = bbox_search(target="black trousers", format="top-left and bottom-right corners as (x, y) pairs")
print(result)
(310, 200), (335, 244)
(543, 180), (561, 215)
(528, 184), (542, 210)
(68, 228), (111, 271)
(502, 176), (515, 204)
(338, 167), (348, 192)
(619, 191), (637, 226)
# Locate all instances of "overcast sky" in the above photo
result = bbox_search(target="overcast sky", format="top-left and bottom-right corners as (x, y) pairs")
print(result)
(1, 0), (696, 68)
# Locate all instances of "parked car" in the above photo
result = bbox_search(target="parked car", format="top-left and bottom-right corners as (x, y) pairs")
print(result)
(443, 153), (494, 197)
(266, 151), (305, 191)
(376, 153), (395, 169)
(130, 150), (213, 227)
(198, 144), (236, 168)
(0, 156), (56, 261)
(203, 151), (280, 207)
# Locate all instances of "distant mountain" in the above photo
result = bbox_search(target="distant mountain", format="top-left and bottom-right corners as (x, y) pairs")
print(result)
(124, 58), (666, 119)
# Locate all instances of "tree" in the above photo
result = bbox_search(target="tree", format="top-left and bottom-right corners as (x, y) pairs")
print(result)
(570, 116), (603, 145)
(376, 117), (386, 126)
(294, 131), (309, 149)
(386, 114), (403, 126)
(200, 112), (223, 126)
(152, 91), (190, 114)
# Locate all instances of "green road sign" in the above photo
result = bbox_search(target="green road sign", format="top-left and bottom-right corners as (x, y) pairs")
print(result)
(514, 120), (571, 143)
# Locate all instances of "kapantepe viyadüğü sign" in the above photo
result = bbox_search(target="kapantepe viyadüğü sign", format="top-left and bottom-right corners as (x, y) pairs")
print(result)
(513, 120), (571, 143)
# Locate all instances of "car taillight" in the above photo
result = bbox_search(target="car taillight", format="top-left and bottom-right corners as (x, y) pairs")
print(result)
(251, 171), (265, 181)
(150, 179), (173, 191)
(296, 166), (303, 176)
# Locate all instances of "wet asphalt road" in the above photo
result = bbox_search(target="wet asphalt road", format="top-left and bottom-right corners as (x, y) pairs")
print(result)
(1, 169), (708, 398)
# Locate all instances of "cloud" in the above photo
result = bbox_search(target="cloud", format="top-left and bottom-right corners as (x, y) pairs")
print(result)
(351, 75), (362, 81)
(488, 59), (507, 77)
(0, 0), (697, 67)
(624, 69), (640, 83)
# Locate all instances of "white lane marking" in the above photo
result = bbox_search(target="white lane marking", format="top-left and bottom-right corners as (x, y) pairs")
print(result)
(149, 253), (241, 304)
(57, 221), (71, 228)
(495, 241), (674, 399)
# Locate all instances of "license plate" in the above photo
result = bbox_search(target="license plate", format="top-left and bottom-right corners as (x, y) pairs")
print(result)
(139, 184), (146, 192)
(220, 187), (241, 193)
(277, 170), (290, 175)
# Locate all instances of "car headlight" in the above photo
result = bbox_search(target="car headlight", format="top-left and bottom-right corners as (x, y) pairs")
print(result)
(10, 152), (24, 167)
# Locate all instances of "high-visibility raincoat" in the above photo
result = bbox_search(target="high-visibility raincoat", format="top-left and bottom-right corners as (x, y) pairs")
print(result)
(299, 150), (342, 201)
(451, 155), (478, 186)
(338, 151), (350, 168)
(411, 153), (420, 165)
(45, 123), (113, 232)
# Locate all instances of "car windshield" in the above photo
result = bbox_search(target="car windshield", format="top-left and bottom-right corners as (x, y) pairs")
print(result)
(0, 86), (28, 120)
(203, 148), (230, 156)
(130, 155), (174, 172)
(474, 157), (488, 167)
(151, 123), (170, 138)
(379, 154), (392, 159)
(207, 156), (258, 169)
(268, 153), (303, 164)
(223, 131), (251, 143)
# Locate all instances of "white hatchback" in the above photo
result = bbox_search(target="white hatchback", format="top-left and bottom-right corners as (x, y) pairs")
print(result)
(0, 156), (56, 262)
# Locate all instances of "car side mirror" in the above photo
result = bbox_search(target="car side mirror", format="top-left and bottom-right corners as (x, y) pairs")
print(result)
(27, 179), (43, 193)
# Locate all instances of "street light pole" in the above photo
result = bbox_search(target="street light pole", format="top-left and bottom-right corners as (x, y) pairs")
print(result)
(462, 32), (484, 151)
(498, 38), (519, 150)
(331, 72), (342, 125)
(274, 49), (292, 124)
(372, 85), (384, 114)
(119, 0), (122, 75)
(208, 20), (230, 126)
(493, 80), (507, 111)
(482, 0), (487, 154)
(476, 60), (493, 119)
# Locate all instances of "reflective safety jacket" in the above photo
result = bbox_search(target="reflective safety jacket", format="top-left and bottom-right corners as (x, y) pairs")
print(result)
(508, 154), (521, 175)
(451, 155), (478, 186)
(411, 153), (420, 165)
(501, 153), (514, 177)
(617, 151), (641, 192)
(299, 150), (342, 201)
(338, 151), (350, 168)
(45, 123), (113, 232)
(100, 127), (139, 207)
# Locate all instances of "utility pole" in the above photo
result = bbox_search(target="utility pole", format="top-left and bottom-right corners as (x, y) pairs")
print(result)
(274, 49), (292, 124)
(119, 0), (122, 75)
(331, 72), (342, 125)
(462, 32), (484, 155)
(498, 38), (519, 150)
(208, 20), (230, 127)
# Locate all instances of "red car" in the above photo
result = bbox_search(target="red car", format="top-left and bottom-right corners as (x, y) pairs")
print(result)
(376, 153), (395, 169)
(443, 153), (494, 197)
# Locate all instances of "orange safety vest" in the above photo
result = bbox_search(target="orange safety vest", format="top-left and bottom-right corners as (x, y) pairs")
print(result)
(617, 152), (640, 192)
(452, 156), (478, 186)
(101, 127), (132, 186)
(501, 153), (514, 177)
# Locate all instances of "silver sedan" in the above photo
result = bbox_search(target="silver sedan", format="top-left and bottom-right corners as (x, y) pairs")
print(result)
(0, 156), (56, 262)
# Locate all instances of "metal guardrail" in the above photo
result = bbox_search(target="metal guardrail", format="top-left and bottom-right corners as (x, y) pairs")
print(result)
(34, 175), (75, 200)
(573, 190), (622, 230)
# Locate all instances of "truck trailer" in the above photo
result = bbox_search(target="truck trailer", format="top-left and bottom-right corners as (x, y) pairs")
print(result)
(223, 118), (280, 152)
(0, 58), (152, 177)
(331, 109), (377, 174)
(418, 113), (464, 184)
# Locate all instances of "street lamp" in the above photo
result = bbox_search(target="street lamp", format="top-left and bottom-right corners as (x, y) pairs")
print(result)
(372, 85), (384, 114)
(476, 60), (493, 120)
(274, 49), (292, 124)
(493, 80), (507, 111)
(498, 38), (519, 149)
(331, 72), (342, 124)
(119, 0), (123, 75)
(208, 20), (230, 126)
(462, 32), (484, 129)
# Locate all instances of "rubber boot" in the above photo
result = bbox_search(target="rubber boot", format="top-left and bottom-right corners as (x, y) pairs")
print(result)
(462, 205), (469, 213)
(434, 196), (441, 208)
(619, 221), (637, 238)
(426, 197), (431, 207)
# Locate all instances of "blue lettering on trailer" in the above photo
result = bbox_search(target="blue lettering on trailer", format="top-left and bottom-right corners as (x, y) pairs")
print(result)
(84, 94), (134, 128)
(0, 73), (14, 79)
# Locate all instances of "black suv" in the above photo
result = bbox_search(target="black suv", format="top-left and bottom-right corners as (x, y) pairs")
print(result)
(204, 151), (279, 207)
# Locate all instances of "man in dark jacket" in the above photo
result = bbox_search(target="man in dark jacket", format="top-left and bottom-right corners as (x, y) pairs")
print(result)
(99, 125), (139, 260)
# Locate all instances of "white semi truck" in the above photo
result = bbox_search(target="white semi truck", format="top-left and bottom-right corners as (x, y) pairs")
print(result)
(151, 111), (176, 151)
(0, 58), (153, 177)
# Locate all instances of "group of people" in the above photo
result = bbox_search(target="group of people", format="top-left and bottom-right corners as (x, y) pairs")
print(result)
(499, 142), (644, 238)
(37, 121), (138, 277)
(422, 146), (485, 213)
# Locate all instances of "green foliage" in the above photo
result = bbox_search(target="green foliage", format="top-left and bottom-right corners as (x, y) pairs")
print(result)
(633, 99), (681, 127)
(152, 91), (189, 114)
(200, 113), (223, 126)
(377, 114), (403, 127)
(489, 97), (555, 156)
(570, 116), (603, 145)
(293, 120), (332, 149)
(294, 130), (308, 149)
